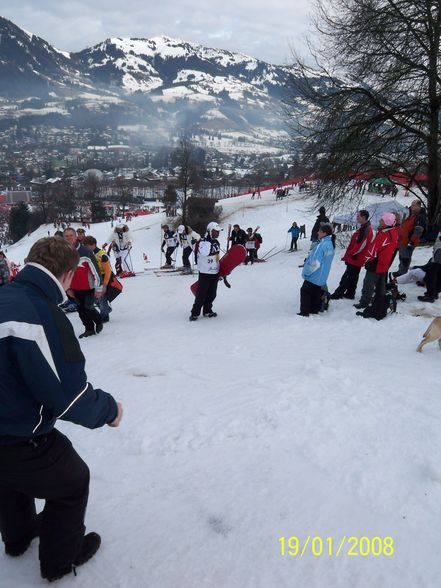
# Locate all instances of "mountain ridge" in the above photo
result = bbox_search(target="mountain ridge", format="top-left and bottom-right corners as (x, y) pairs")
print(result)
(0, 17), (318, 151)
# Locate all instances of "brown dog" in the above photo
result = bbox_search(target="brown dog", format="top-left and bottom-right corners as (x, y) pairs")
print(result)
(416, 317), (441, 352)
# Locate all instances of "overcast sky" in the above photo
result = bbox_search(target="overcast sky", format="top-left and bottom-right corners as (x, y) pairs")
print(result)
(0, 1), (314, 64)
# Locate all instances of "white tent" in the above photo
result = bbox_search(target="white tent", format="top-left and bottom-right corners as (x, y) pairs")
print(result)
(333, 200), (408, 229)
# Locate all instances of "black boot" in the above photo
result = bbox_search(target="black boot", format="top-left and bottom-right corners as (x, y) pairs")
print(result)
(79, 329), (95, 338)
(5, 513), (42, 557)
(40, 532), (101, 582)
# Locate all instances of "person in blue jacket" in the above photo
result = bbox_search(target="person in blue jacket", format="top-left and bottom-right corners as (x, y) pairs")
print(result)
(0, 237), (123, 582)
(298, 223), (336, 316)
(287, 222), (301, 251)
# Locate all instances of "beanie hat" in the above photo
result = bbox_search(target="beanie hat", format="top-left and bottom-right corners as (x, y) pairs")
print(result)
(381, 212), (395, 227)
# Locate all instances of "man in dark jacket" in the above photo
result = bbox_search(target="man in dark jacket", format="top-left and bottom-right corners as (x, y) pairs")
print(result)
(0, 237), (122, 582)
(331, 210), (373, 300)
(229, 224), (247, 247)
(311, 206), (330, 242)
(417, 230), (441, 302)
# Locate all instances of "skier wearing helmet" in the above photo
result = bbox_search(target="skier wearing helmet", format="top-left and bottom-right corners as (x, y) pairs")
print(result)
(176, 224), (200, 274)
(189, 222), (222, 321)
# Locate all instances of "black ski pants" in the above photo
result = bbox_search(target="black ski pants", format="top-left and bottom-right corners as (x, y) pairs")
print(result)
(245, 249), (257, 264)
(300, 280), (322, 316)
(0, 429), (89, 568)
(191, 273), (219, 316)
(333, 263), (361, 299)
(424, 262), (441, 299)
(290, 237), (298, 251)
(74, 289), (102, 332)
(165, 246), (176, 266)
(182, 246), (192, 269)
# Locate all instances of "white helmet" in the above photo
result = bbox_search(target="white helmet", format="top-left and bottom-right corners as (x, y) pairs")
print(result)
(177, 224), (185, 234)
(207, 222), (222, 232)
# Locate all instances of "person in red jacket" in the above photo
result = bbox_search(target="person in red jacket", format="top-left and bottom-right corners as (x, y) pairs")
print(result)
(392, 199), (426, 276)
(63, 228), (103, 338)
(331, 210), (373, 300)
(354, 212), (398, 309)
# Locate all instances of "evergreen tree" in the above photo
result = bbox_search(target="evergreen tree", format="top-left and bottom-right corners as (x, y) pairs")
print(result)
(9, 201), (31, 243)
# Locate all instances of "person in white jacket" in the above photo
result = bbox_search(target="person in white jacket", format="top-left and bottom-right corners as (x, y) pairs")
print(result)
(109, 224), (132, 275)
(189, 222), (221, 321)
(176, 224), (200, 274)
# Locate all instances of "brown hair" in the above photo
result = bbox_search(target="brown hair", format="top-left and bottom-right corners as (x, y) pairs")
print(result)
(26, 237), (79, 278)
(83, 236), (97, 246)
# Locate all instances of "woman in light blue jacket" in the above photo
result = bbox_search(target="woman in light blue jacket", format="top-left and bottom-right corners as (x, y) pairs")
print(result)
(298, 223), (335, 316)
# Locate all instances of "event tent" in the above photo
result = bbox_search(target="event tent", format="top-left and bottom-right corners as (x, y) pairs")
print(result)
(332, 200), (408, 229)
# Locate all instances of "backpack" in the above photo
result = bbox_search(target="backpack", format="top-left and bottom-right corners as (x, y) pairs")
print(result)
(255, 233), (263, 244)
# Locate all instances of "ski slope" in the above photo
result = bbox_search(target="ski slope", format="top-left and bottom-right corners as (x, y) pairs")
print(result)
(2, 188), (441, 588)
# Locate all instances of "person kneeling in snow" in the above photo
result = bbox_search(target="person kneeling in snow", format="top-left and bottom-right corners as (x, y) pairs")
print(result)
(298, 223), (335, 316)
(0, 237), (123, 582)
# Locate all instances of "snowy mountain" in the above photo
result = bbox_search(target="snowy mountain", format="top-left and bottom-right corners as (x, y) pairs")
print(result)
(73, 36), (292, 100)
(0, 17), (318, 149)
(0, 16), (85, 96)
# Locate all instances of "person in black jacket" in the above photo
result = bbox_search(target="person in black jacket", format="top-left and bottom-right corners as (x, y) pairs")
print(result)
(0, 237), (123, 582)
(229, 224), (247, 246)
(311, 207), (330, 243)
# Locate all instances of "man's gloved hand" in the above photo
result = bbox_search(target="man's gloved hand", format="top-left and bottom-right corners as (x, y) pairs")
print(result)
(351, 254), (358, 260)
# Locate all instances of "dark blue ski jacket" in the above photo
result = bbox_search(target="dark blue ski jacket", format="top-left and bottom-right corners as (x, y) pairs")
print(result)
(0, 263), (118, 445)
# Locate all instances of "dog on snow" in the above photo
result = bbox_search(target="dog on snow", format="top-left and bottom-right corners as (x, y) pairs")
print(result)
(416, 316), (441, 352)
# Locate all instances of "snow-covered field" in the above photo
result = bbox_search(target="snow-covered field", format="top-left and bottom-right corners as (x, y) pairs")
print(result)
(2, 188), (441, 587)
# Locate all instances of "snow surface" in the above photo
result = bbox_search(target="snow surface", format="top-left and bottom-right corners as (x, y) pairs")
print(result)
(2, 188), (441, 587)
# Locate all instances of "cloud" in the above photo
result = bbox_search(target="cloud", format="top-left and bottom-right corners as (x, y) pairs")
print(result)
(0, 0), (313, 64)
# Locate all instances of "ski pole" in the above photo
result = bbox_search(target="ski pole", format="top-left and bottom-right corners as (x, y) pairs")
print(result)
(264, 247), (285, 261)
(261, 246), (276, 260)
(127, 247), (134, 273)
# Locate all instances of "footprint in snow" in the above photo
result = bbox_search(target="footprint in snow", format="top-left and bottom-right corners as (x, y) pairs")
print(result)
(208, 516), (232, 537)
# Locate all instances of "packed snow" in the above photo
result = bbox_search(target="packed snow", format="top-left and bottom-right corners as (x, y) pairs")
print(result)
(1, 188), (440, 587)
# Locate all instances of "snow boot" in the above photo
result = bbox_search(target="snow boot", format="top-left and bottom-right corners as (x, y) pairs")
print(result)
(418, 295), (435, 302)
(79, 329), (95, 338)
(353, 303), (367, 309)
(95, 323), (103, 334)
(40, 532), (101, 582)
(189, 315), (198, 322)
(203, 312), (217, 318)
(5, 513), (42, 557)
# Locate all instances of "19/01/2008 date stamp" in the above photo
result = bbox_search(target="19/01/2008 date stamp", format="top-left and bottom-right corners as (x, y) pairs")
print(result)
(279, 536), (394, 557)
